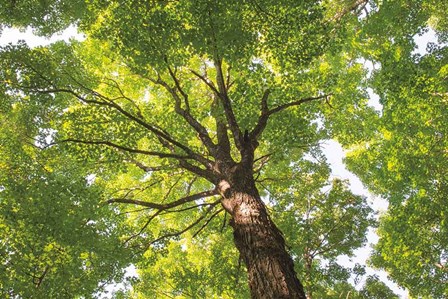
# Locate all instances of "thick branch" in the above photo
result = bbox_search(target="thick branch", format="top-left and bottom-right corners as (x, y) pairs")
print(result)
(107, 189), (218, 210)
(331, 0), (368, 22)
(211, 94), (232, 159)
(161, 67), (218, 157)
(190, 71), (232, 159)
(214, 58), (243, 151)
(125, 158), (177, 173)
(250, 89), (271, 141)
(252, 94), (331, 141)
(269, 94), (331, 114)
(56, 139), (190, 160)
(179, 160), (217, 183)
(190, 69), (220, 95)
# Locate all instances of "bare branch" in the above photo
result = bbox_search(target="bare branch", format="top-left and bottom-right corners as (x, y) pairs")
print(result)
(190, 69), (220, 95)
(146, 201), (220, 249)
(55, 139), (191, 160)
(107, 189), (218, 210)
(192, 208), (224, 238)
(252, 94), (332, 141)
(214, 58), (243, 151)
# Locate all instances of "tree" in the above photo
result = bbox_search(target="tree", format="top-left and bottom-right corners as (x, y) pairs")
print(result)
(126, 157), (380, 298)
(342, 1), (448, 298)
(346, 40), (448, 298)
(0, 0), (445, 298)
(271, 159), (376, 299)
(0, 96), (132, 297)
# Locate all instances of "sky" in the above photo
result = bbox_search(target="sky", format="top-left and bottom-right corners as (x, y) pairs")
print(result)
(0, 25), (440, 298)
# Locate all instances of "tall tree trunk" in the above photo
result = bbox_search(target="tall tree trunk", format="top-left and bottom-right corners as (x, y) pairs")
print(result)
(304, 254), (313, 299)
(219, 172), (306, 299)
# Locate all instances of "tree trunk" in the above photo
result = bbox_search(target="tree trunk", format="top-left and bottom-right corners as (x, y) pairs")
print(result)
(219, 173), (306, 299)
(304, 255), (313, 299)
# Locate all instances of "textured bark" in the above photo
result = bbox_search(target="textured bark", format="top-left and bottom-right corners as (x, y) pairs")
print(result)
(219, 171), (306, 299)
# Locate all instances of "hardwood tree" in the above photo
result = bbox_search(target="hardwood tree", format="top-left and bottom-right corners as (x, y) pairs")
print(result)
(343, 1), (448, 297)
(0, 0), (445, 298)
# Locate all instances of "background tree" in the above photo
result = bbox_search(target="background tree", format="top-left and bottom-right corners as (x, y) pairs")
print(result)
(0, 91), (132, 298)
(343, 1), (448, 298)
(271, 159), (376, 299)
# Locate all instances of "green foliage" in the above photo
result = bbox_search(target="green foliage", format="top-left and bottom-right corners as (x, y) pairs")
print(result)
(344, 2), (448, 298)
(269, 157), (377, 297)
(132, 227), (250, 299)
(0, 110), (132, 298)
(0, 0), (87, 35)
(1, 0), (447, 298)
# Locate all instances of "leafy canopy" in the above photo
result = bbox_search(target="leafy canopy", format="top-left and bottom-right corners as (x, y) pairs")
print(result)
(1, 0), (446, 298)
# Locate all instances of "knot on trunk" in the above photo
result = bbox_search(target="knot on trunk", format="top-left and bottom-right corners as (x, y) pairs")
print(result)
(218, 180), (232, 198)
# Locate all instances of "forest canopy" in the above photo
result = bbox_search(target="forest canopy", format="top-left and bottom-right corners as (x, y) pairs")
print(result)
(0, 0), (447, 298)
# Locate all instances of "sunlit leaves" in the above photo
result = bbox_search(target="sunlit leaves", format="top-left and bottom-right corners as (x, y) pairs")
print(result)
(269, 158), (376, 297)
(371, 193), (448, 298)
(344, 4), (448, 297)
(2, 0), (446, 297)
(0, 0), (86, 35)
(0, 115), (131, 298)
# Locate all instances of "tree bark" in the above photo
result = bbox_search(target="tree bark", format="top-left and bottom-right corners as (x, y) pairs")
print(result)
(304, 255), (313, 299)
(219, 172), (306, 299)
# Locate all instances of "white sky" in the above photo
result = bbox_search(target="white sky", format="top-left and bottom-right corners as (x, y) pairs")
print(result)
(0, 26), (440, 299)
(0, 25), (84, 46)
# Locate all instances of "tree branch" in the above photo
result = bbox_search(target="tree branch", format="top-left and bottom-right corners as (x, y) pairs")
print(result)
(125, 158), (177, 173)
(330, 0), (368, 22)
(55, 138), (191, 160)
(179, 160), (217, 183)
(252, 93), (332, 141)
(214, 58), (243, 151)
(157, 66), (218, 157)
(107, 189), (218, 210)
(250, 89), (271, 141)
(190, 69), (220, 95)
(20, 68), (213, 168)
(270, 94), (331, 114)
(192, 208), (224, 238)
(145, 201), (220, 249)
(77, 86), (213, 166)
